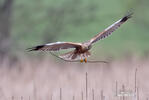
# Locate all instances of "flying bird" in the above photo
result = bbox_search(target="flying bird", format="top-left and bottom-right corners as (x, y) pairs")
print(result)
(28, 12), (132, 63)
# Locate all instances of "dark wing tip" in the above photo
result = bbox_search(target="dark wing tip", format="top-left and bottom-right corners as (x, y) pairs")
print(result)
(26, 45), (45, 52)
(120, 11), (133, 22)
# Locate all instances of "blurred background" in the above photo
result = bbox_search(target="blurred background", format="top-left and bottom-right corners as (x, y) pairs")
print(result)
(0, 0), (149, 59)
(0, 0), (149, 100)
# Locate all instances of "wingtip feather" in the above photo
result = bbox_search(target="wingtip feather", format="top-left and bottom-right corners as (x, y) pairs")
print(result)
(26, 45), (44, 52)
(120, 11), (133, 22)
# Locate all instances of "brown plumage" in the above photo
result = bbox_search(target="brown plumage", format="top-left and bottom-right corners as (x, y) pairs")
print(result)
(28, 12), (132, 62)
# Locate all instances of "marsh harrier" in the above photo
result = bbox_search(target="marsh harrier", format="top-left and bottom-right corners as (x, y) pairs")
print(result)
(28, 13), (132, 62)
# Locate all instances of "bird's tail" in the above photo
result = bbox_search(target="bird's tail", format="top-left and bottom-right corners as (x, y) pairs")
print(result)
(59, 50), (91, 61)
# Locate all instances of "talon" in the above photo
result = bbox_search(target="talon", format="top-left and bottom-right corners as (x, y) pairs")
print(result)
(80, 59), (83, 63)
(84, 58), (87, 63)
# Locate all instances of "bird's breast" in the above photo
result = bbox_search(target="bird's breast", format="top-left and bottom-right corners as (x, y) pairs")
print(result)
(80, 46), (89, 52)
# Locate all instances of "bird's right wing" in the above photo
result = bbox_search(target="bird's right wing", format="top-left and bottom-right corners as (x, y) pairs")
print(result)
(27, 42), (82, 51)
(89, 12), (133, 44)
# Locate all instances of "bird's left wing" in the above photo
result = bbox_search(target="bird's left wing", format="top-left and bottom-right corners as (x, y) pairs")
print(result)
(27, 42), (82, 51)
(89, 12), (133, 44)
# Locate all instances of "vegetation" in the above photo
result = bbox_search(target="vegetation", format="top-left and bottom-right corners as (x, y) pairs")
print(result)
(0, 57), (148, 100)
(0, 0), (149, 58)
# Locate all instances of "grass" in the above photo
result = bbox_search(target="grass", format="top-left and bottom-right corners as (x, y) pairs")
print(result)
(0, 56), (149, 100)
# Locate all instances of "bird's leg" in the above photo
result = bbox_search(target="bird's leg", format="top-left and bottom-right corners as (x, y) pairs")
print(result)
(84, 58), (87, 63)
(80, 59), (84, 63)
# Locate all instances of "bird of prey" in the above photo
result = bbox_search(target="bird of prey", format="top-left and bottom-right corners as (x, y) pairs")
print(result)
(28, 13), (132, 63)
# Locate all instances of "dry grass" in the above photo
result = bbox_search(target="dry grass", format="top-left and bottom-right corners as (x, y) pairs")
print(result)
(0, 56), (149, 100)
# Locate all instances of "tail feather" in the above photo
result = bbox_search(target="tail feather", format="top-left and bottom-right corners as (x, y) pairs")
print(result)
(59, 51), (74, 60)
(59, 51), (91, 61)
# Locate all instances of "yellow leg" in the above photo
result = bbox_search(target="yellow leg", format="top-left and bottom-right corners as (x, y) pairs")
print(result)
(80, 59), (84, 63)
(84, 58), (87, 63)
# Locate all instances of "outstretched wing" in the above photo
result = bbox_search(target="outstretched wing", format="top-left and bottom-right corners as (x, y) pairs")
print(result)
(89, 12), (133, 44)
(27, 42), (82, 51)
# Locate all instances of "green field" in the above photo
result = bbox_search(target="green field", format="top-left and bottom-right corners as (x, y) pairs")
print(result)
(3, 0), (148, 58)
